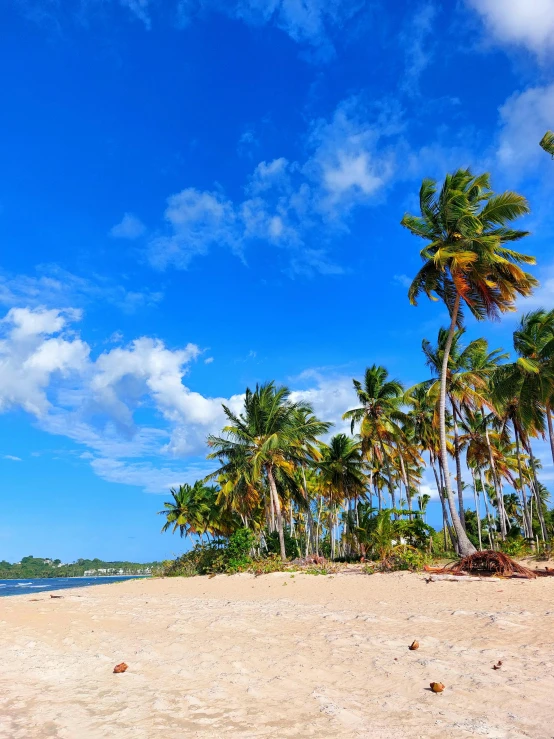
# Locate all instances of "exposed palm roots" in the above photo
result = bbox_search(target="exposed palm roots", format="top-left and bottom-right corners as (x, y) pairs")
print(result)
(426, 550), (537, 579)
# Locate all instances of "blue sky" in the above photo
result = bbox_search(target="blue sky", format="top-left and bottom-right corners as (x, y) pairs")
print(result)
(1, 0), (554, 562)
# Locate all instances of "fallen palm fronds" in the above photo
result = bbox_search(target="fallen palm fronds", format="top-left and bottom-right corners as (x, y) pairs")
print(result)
(425, 550), (537, 579)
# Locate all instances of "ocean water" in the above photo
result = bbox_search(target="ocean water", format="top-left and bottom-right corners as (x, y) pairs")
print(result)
(0, 576), (146, 597)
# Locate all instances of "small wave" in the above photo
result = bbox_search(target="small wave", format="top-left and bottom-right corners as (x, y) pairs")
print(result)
(26, 584), (50, 589)
(15, 582), (33, 587)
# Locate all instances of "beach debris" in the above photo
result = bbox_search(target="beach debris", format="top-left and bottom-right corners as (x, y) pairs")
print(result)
(290, 555), (326, 566)
(425, 551), (536, 579)
(113, 663), (128, 674)
(430, 682), (445, 693)
(492, 660), (503, 670)
(409, 640), (419, 650)
(208, 573), (217, 579)
(50, 595), (64, 599)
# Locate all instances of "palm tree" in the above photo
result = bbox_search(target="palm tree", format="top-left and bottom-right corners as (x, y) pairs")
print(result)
(317, 433), (366, 558)
(513, 309), (554, 463)
(343, 365), (405, 511)
(206, 382), (330, 560)
(401, 169), (537, 555)
(540, 131), (554, 158)
(158, 481), (219, 540)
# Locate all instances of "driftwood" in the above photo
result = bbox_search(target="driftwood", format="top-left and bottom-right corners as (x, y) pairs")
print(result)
(425, 574), (499, 582)
(425, 551), (537, 579)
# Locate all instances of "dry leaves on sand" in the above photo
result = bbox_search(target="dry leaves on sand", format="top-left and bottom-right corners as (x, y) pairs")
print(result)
(409, 640), (419, 650)
(113, 663), (128, 674)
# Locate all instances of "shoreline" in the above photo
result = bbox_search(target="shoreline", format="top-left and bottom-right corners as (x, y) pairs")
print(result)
(1, 573), (552, 737)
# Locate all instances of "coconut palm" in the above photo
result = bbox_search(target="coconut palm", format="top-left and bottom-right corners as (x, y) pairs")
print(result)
(540, 131), (554, 158)
(158, 481), (220, 540)
(513, 309), (554, 463)
(401, 168), (537, 555)
(206, 382), (330, 560)
(317, 433), (366, 558)
(343, 365), (405, 510)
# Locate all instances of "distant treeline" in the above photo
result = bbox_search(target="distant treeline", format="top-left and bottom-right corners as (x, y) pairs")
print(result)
(0, 556), (160, 579)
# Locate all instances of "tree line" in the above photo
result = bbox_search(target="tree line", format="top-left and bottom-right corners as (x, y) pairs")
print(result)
(159, 154), (554, 565)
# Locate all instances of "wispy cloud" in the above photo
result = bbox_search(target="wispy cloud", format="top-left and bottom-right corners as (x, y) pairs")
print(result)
(466, 0), (554, 57)
(0, 265), (163, 315)
(146, 95), (399, 275)
(2, 455), (22, 462)
(110, 213), (146, 240)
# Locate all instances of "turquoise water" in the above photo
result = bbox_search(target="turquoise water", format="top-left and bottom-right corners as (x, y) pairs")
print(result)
(0, 576), (145, 597)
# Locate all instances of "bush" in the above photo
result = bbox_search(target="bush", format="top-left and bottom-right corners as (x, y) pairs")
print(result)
(161, 528), (257, 577)
(499, 536), (531, 558)
(379, 548), (432, 572)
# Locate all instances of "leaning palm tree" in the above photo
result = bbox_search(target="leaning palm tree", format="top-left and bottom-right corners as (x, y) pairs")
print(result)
(540, 131), (554, 158)
(206, 382), (330, 560)
(401, 168), (537, 555)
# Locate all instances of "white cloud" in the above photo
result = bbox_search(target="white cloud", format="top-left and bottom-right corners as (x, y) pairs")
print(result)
(497, 83), (554, 174)
(178, 0), (361, 55)
(146, 96), (399, 274)
(400, 3), (436, 95)
(0, 308), (89, 416)
(305, 97), (397, 215)
(0, 265), (163, 315)
(119, 0), (152, 28)
(393, 274), (411, 288)
(204, 356), (214, 364)
(110, 212), (146, 239)
(2, 455), (22, 462)
(467, 0), (554, 56)
(148, 188), (238, 269)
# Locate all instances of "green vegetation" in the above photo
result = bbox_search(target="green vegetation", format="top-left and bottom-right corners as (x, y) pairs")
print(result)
(0, 556), (159, 579)
(158, 168), (554, 575)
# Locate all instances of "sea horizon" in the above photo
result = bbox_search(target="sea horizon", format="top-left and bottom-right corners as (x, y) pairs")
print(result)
(0, 575), (147, 598)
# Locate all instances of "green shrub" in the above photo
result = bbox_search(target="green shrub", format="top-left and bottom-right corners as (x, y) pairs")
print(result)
(380, 548), (432, 572)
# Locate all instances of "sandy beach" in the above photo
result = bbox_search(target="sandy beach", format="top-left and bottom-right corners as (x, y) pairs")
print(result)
(0, 572), (553, 738)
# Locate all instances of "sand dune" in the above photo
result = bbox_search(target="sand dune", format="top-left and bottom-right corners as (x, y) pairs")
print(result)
(0, 572), (552, 738)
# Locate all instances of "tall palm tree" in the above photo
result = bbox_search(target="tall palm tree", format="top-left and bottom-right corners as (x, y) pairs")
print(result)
(343, 365), (405, 511)
(513, 309), (554, 463)
(540, 131), (554, 158)
(317, 433), (366, 558)
(401, 168), (537, 555)
(206, 382), (330, 560)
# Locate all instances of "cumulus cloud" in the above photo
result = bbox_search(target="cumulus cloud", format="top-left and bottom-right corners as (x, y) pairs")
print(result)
(497, 83), (554, 174)
(0, 308), (89, 416)
(0, 305), (371, 493)
(467, 0), (554, 56)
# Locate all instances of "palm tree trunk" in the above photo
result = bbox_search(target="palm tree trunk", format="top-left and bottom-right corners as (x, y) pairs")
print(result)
(513, 427), (533, 538)
(525, 442), (548, 541)
(479, 469), (495, 550)
(438, 295), (475, 556)
(547, 404), (554, 465)
(398, 450), (412, 520)
(451, 403), (466, 530)
(436, 454), (457, 550)
(483, 422), (506, 540)
(266, 465), (286, 561)
(374, 481), (382, 512)
(470, 469), (482, 550)
(379, 439), (396, 512)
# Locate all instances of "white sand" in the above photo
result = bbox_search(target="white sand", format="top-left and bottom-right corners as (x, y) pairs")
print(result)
(0, 571), (553, 738)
